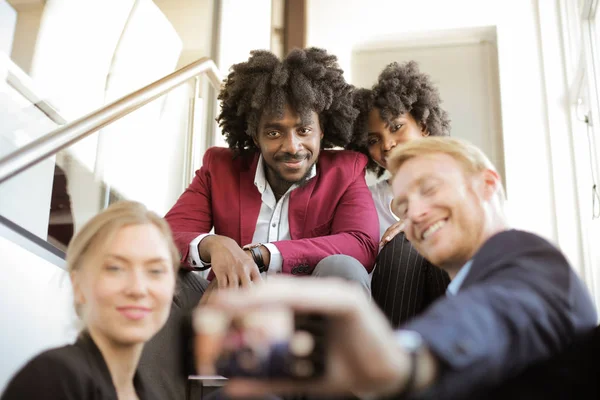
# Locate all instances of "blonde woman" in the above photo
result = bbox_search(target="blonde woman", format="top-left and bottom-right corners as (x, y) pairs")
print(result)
(2, 201), (178, 400)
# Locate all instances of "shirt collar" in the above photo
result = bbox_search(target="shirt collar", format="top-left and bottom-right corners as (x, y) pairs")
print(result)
(254, 155), (317, 195)
(446, 260), (473, 296)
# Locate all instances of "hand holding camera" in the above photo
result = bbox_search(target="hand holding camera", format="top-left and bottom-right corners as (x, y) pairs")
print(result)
(194, 306), (327, 380)
(192, 277), (417, 398)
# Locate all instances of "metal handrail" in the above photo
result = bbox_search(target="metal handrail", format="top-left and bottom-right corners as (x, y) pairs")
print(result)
(0, 57), (222, 184)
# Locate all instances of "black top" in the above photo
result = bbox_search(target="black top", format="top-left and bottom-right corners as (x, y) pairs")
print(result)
(1, 333), (158, 400)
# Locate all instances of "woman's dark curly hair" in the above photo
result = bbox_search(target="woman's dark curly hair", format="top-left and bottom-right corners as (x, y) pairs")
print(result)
(349, 61), (451, 176)
(347, 87), (375, 167)
(217, 47), (358, 157)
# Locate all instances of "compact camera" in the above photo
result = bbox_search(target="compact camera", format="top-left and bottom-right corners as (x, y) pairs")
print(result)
(194, 307), (327, 380)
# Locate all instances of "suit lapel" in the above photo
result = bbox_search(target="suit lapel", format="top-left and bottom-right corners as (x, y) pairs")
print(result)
(459, 230), (517, 291)
(239, 154), (262, 246)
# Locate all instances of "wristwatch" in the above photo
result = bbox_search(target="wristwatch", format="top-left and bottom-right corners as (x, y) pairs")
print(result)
(243, 243), (268, 273)
(395, 330), (425, 397)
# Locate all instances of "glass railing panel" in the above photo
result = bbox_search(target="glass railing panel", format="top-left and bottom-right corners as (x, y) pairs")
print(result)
(0, 51), (223, 258)
(53, 77), (199, 249)
(0, 57), (60, 239)
(0, 73), (205, 253)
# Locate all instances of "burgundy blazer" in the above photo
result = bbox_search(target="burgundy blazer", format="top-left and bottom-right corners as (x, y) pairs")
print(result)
(164, 147), (379, 275)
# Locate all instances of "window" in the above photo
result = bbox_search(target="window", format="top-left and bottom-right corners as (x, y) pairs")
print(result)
(560, 0), (600, 309)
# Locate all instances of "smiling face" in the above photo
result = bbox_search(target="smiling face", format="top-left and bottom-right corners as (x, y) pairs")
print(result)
(72, 223), (176, 346)
(254, 104), (323, 189)
(367, 107), (427, 172)
(390, 153), (489, 273)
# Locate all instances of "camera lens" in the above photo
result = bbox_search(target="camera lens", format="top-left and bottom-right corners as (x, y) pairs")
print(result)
(290, 330), (315, 357)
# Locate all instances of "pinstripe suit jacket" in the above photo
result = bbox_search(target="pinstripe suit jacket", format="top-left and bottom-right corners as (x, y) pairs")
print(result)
(371, 233), (450, 328)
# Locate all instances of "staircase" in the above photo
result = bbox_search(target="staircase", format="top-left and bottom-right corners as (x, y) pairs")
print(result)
(0, 49), (222, 393)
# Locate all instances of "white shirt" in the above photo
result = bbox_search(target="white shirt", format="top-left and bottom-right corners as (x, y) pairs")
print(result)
(188, 155), (317, 275)
(446, 260), (474, 296)
(369, 179), (401, 240)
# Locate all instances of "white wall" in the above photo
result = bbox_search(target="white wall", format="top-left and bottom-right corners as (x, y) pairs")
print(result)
(353, 38), (505, 189)
(152, 0), (218, 188)
(7, 1), (43, 75)
(28, 0), (136, 189)
(0, 235), (76, 393)
(0, 79), (56, 239)
(218, 0), (272, 75)
(307, 0), (572, 261)
(96, 0), (184, 216)
(213, 0), (272, 148)
(23, 0), (188, 228)
(153, 0), (214, 68)
(0, 0), (16, 56)
(30, 0), (135, 121)
(23, 0), (133, 235)
(535, 0), (587, 279)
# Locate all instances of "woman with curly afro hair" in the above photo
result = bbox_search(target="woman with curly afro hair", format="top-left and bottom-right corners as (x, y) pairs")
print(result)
(349, 61), (451, 327)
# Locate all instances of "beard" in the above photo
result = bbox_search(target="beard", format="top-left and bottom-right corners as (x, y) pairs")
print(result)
(265, 156), (317, 190)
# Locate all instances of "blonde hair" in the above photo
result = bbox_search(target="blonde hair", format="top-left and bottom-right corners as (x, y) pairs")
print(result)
(388, 137), (506, 203)
(66, 200), (180, 277)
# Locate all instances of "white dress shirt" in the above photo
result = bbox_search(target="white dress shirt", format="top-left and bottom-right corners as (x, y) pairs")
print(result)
(369, 179), (401, 239)
(188, 155), (317, 275)
(446, 260), (473, 296)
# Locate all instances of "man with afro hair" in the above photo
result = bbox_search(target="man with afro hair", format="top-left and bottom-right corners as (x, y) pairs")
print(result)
(140, 48), (378, 400)
(348, 61), (451, 328)
(166, 47), (378, 291)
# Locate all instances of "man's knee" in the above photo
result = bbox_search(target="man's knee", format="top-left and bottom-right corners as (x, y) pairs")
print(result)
(313, 255), (371, 294)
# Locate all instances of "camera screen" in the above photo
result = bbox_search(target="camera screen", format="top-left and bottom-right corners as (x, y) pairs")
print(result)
(194, 307), (326, 380)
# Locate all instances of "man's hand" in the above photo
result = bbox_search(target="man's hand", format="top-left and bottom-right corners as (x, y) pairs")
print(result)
(380, 220), (406, 248)
(202, 277), (436, 397)
(199, 235), (262, 289)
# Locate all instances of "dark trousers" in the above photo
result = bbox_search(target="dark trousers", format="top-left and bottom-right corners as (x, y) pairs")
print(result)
(205, 392), (357, 400)
(371, 233), (450, 328)
(139, 270), (209, 400)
